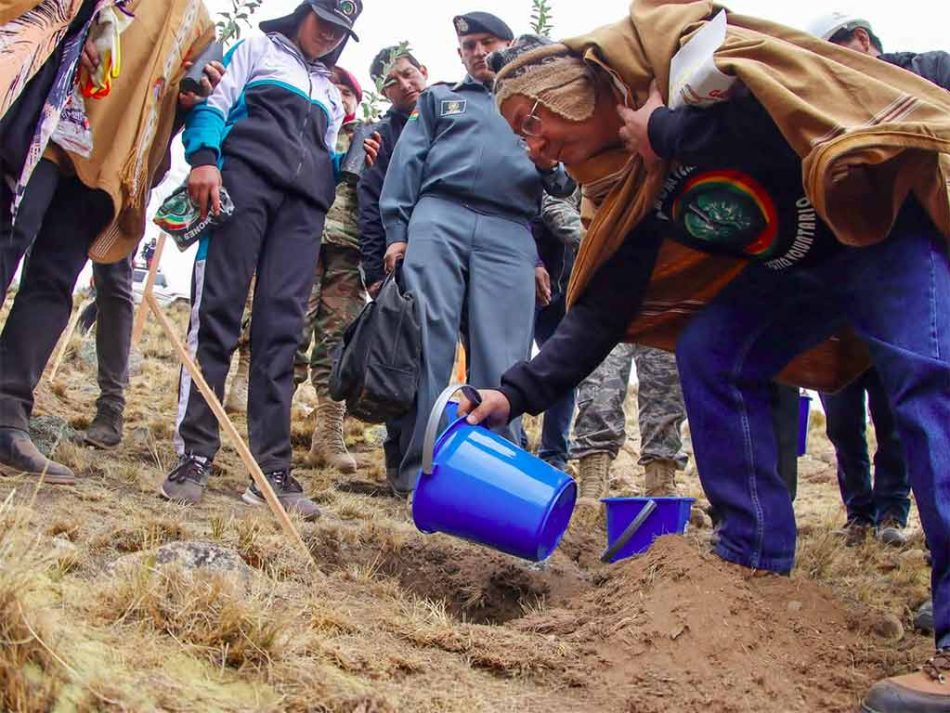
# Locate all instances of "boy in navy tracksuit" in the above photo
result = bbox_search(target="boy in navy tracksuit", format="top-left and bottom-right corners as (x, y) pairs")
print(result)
(161, 0), (362, 519)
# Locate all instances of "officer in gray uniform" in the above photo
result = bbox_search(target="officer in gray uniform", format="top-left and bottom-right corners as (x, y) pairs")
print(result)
(380, 14), (573, 494)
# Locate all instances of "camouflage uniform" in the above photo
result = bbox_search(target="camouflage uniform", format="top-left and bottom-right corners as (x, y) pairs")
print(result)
(294, 133), (367, 395)
(571, 343), (688, 468)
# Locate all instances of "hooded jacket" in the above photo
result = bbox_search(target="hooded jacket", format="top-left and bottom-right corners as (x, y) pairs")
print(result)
(183, 9), (346, 210)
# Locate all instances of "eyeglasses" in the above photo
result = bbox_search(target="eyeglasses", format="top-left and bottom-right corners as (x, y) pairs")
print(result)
(519, 99), (543, 138)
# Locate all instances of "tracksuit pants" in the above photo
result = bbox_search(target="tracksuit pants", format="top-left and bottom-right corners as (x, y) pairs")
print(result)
(675, 200), (949, 651)
(0, 170), (112, 431)
(174, 158), (325, 472)
(392, 196), (536, 493)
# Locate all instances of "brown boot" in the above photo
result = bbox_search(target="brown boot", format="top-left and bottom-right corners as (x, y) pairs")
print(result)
(224, 345), (250, 414)
(860, 649), (950, 712)
(306, 398), (356, 473)
(571, 453), (611, 528)
(643, 460), (677, 497)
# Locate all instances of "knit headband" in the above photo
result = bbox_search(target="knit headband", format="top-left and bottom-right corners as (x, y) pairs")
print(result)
(493, 42), (596, 122)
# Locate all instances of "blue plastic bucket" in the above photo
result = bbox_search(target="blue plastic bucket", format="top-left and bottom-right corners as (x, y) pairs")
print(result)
(412, 386), (577, 562)
(601, 496), (695, 563)
(797, 393), (812, 456)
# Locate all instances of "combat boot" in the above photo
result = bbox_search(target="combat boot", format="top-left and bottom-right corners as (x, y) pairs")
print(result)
(306, 398), (356, 473)
(224, 346), (250, 414)
(644, 460), (677, 497)
(84, 402), (124, 449)
(577, 452), (610, 501)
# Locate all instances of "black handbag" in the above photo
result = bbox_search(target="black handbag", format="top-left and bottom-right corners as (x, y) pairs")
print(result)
(329, 262), (421, 423)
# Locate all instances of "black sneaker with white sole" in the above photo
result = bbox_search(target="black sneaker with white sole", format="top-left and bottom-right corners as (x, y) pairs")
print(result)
(242, 469), (321, 521)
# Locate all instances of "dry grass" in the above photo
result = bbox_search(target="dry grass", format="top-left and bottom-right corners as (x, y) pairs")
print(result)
(0, 301), (937, 711)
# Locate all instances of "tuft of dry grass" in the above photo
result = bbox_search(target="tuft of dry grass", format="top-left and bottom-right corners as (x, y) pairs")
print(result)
(0, 495), (64, 711)
(97, 562), (285, 671)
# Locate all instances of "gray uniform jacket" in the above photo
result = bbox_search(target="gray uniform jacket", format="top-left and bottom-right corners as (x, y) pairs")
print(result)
(380, 74), (573, 246)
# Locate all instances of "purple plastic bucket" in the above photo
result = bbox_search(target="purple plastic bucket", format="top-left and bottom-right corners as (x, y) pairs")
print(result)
(601, 496), (695, 563)
(797, 393), (812, 456)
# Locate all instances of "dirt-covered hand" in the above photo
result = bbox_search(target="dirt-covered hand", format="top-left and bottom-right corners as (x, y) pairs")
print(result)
(364, 132), (382, 167)
(457, 389), (511, 429)
(617, 80), (663, 166)
(384, 242), (406, 274)
(188, 165), (222, 220)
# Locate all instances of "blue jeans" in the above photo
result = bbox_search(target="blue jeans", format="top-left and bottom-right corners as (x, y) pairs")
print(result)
(534, 288), (575, 470)
(820, 367), (910, 527)
(675, 203), (949, 650)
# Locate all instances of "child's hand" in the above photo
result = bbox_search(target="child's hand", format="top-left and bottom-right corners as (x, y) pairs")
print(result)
(188, 165), (222, 220)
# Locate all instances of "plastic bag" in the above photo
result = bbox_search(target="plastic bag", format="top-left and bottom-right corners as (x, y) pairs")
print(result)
(153, 183), (235, 251)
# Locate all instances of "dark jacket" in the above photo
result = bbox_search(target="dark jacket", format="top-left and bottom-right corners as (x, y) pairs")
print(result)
(880, 51), (950, 90)
(357, 105), (411, 286)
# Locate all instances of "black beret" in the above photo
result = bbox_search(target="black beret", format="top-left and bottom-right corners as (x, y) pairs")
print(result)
(452, 11), (513, 41)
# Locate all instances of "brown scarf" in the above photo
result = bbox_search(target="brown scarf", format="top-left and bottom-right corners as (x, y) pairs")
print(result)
(67, 0), (213, 263)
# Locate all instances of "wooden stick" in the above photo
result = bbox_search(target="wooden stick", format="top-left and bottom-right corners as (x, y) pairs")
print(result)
(131, 234), (167, 347)
(145, 292), (313, 564)
(48, 298), (92, 383)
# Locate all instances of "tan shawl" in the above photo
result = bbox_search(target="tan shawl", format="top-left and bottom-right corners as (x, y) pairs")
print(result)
(558, 0), (950, 390)
(0, 0), (85, 119)
(66, 0), (213, 263)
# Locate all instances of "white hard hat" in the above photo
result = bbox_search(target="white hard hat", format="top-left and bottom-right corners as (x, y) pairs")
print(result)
(805, 11), (873, 40)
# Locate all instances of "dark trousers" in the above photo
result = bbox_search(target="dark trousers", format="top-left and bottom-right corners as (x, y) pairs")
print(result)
(675, 202), (949, 650)
(1, 159), (61, 302)
(0, 174), (112, 430)
(91, 259), (133, 411)
(174, 158), (325, 472)
(534, 290), (574, 470)
(820, 367), (910, 526)
(770, 383), (800, 501)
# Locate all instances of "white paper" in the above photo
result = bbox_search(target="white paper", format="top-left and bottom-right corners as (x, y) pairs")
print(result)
(669, 10), (738, 109)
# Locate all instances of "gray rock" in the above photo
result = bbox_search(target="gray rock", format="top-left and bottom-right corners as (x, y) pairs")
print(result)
(109, 540), (252, 589)
(29, 415), (81, 457)
(872, 612), (905, 641)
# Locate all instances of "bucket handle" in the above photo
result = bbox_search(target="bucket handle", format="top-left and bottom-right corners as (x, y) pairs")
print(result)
(600, 499), (658, 563)
(421, 384), (482, 476)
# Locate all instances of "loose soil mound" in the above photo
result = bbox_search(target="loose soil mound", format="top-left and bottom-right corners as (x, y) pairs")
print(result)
(518, 535), (913, 712)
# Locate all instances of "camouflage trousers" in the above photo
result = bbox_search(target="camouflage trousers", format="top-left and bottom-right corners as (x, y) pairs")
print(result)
(294, 243), (365, 395)
(570, 343), (688, 467)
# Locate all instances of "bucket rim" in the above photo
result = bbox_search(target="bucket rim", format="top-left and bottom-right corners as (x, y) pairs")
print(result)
(529, 474), (577, 561)
(601, 496), (696, 504)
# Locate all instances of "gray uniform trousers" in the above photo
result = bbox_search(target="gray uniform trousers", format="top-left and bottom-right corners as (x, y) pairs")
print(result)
(571, 343), (688, 467)
(393, 195), (536, 493)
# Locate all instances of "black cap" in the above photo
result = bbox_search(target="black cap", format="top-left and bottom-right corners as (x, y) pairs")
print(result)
(452, 11), (513, 41)
(309, 0), (362, 41)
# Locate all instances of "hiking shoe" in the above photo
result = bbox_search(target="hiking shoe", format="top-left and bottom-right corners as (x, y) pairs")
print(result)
(915, 600), (934, 635)
(242, 469), (321, 521)
(0, 427), (76, 485)
(876, 519), (909, 547)
(84, 402), (124, 449)
(836, 519), (873, 547)
(577, 452), (610, 501)
(306, 398), (356, 473)
(860, 649), (950, 712)
(160, 454), (211, 504)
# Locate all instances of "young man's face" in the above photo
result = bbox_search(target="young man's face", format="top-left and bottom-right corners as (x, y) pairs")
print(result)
(381, 57), (429, 113)
(334, 81), (359, 116)
(297, 12), (347, 60)
(457, 32), (510, 82)
(830, 27), (876, 56)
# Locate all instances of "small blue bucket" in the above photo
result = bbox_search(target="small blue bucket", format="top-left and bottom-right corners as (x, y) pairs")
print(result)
(797, 392), (812, 456)
(412, 385), (577, 562)
(601, 496), (695, 563)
